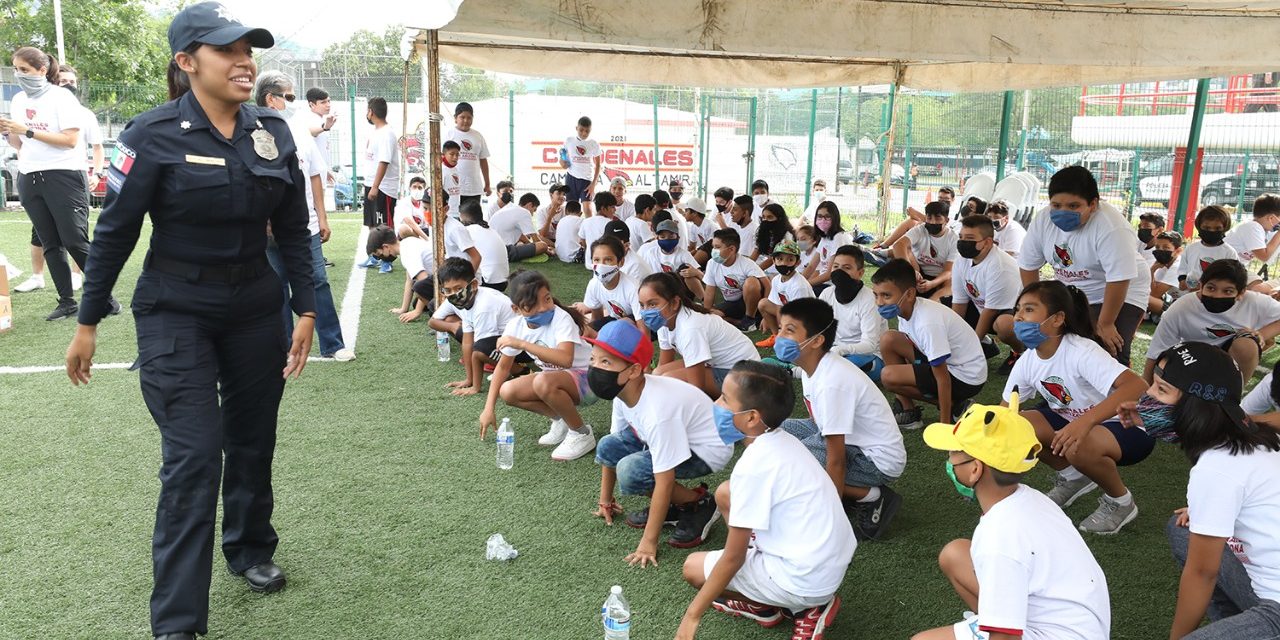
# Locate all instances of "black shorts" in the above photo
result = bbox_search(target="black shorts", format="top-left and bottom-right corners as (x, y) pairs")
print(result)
(697, 240), (713, 256)
(411, 276), (435, 301)
(472, 334), (533, 364)
(1086, 302), (1144, 367)
(910, 347), (984, 407)
(362, 187), (396, 227)
(1032, 405), (1156, 466)
(480, 280), (508, 293)
(507, 243), (538, 262)
(961, 304), (1014, 332)
(716, 297), (747, 320)
(565, 174), (592, 202)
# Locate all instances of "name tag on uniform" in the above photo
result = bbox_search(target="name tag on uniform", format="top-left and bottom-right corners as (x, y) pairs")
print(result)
(185, 155), (226, 166)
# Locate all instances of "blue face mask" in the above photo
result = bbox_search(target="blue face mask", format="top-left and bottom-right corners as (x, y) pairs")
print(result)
(877, 291), (905, 320)
(524, 308), (556, 328)
(657, 238), (680, 253)
(641, 306), (668, 332)
(1049, 208), (1082, 232)
(1014, 319), (1050, 350)
(773, 336), (803, 363)
(712, 404), (747, 444)
(711, 248), (726, 264)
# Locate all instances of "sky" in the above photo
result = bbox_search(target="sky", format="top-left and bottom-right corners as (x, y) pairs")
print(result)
(216, 0), (407, 53)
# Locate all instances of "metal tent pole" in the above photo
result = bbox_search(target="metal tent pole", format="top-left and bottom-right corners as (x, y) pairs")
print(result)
(1173, 79), (1211, 234)
(996, 91), (1015, 183)
(803, 89), (818, 210)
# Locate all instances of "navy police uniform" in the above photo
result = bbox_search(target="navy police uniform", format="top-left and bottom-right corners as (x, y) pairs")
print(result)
(78, 28), (315, 639)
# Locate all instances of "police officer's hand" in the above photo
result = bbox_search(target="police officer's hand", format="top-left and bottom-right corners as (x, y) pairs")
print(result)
(66, 325), (97, 386)
(283, 317), (315, 380)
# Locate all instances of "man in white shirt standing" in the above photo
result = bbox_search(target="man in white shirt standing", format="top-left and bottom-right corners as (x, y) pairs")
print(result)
(446, 102), (492, 211)
(358, 97), (400, 274)
(299, 88), (337, 171)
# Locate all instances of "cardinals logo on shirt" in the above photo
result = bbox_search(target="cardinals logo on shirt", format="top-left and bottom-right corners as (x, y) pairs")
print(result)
(1040, 376), (1074, 407)
(1205, 323), (1237, 339)
(608, 301), (628, 318)
(461, 140), (473, 151)
(929, 244), (938, 258)
(724, 276), (742, 290)
(779, 293), (789, 304)
(1200, 258), (1215, 272)
(661, 264), (674, 273)
(803, 397), (815, 419)
(965, 281), (980, 299)
(452, 175), (459, 184)
(26, 108), (37, 120)
(1053, 244), (1073, 267)
(576, 145), (586, 156)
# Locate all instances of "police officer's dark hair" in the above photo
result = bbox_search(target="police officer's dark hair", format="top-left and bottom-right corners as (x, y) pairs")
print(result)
(634, 193), (656, 213)
(409, 176), (426, 187)
(960, 214), (995, 238)
(751, 179), (769, 193)
(254, 70), (292, 107)
(496, 180), (515, 191)
(870, 258), (917, 292)
(368, 97), (388, 121)
(577, 116), (592, 128)
(1201, 258), (1249, 291)
(518, 193), (540, 208)
(13, 46), (59, 83)
(591, 235), (625, 261)
(727, 361), (794, 430)
(712, 228), (741, 249)
(713, 186), (735, 202)
(438, 257), (476, 284)
(507, 269), (587, 330)
(1047, 165), (1100, 203)
(779, 297), (838, 354)
(365, 225), (398, 255)
(442, 140), (461, 152)
(834, 244), (865, 268)
(306, 88), (328, 103)
(593, 191), (616, 211)
(167, 43), (201, 100)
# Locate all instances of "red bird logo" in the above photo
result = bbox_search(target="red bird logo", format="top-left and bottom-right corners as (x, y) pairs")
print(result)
(661, 264), (674, 273)
(724, 276), (742, 290)
(602, 167), (632, 185)
(26, 108), (36, 119)
(1205, 324), (1236, 338)
(1041, 376), (1074, 406)
(929, 244), (938, 258)
(608, 301), (628, 318)
(576, 145), (586, 156)
(965, 281), (980, 298)
(1053, 244), (1073, 266)
(779, 294), (789, 304)
(461, 140), (473, 151)
(452, 175), (459, 184)
(1200, 258), (1214, 272)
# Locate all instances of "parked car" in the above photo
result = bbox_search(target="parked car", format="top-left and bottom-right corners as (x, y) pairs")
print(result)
(1139, 153), (1280, 211)
(857, 163), (915, 188)
(837, 160), (854, 185)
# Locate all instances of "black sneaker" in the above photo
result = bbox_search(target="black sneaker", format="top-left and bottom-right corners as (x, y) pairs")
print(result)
(45, 300), (79, 321)
(980, 338), (1000, 360)
(668, 487), (720, 548)
(324, 257), (335, 267)
(893, 403), (922, 430)
(107, 296), (122, 316)
(996, 350), (1020, 375)
(624, 504), (679, 530)
(853, 486), (903, 541)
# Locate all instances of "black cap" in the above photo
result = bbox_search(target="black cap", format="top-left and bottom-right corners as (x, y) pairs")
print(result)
(455, 102), (473, 116)
(1154, 342), (1252, 431)
(603, 219), (630, 242)
(168, 2), (274, 55)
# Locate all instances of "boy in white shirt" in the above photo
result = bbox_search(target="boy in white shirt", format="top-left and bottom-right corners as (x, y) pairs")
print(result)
(572, 235), (643, 332)
(913, 395), (1111, 640)
(952, 215), (1024, 374)
(610, 176), (636, 221)
(893, 201), (957, 301)
(579, 192), (619, 270)
(393, 176), (430, 240)
(358, 97), (400, 273)
(755, 241), (814, 349)
(1136, 211), (1167, 268)
(1226, 194), (1280, 285)
(1148, 231), (1183, 316)
(690, 228), (769, 330)
(1180, 205), (1241, 290)
(440, 140), (464, 213)
(427, 257), (528, 396)
(819, 245), (888, 382)
(535, 182), (569, 241)
(875, 259), (988, 429)
(626, 193), (657, 248)
(445, 102), (491, 209)
(559, 116), (602, 214)
(776, 298), (907, 541)
(488, 192), (550, 261)
(459, 201), (510, 292)
(366, 225), (434, 324)
(602, 219), (653, 285)
(485, 180), (514, 221)
(986, 200), (1025, 257)
(639, 217), (702, 298)
(554, 201), (585, 264)
(587, 321), (731, 562)
(678, 361), (854, 640)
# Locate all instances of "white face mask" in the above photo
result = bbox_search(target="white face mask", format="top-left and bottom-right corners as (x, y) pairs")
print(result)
(280, 101), (299, 121)
(812, 190), (826, 201)
(752, 194), (768, 207)
(410, 189), (425, 202)
(594, 264), (620, 283)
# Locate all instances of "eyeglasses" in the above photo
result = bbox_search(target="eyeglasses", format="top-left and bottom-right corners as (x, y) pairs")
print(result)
(270, 92), (296, 102)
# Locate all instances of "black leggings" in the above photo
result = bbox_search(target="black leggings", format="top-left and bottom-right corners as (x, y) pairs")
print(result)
(20, 170), (90, 303)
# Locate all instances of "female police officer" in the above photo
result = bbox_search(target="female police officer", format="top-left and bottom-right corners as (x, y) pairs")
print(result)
(64, 4), (316, 639)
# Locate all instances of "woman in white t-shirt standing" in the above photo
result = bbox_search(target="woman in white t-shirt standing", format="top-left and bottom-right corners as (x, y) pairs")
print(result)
(2, 46), (101, 321)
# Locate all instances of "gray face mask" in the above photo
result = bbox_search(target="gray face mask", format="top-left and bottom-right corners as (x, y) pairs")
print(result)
(16, 72), (51, 99)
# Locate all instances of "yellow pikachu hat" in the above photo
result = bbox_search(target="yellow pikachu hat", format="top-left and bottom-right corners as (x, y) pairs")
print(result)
(923, 392), (1042, 473)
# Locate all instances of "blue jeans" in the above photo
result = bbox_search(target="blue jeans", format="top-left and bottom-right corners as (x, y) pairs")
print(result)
(595, 427), (714, 496)
(1167, 515), (1280, 639)
(266, 233), (345, 356)
(780, 418), (894, 488)
(843, 353), (884, 384)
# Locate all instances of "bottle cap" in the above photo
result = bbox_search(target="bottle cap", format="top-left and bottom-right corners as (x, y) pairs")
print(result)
(611, 585), (622, 594)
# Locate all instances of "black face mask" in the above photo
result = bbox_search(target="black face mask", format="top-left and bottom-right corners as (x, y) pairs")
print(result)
(587, 366), (628, 400)
(992, 218), (1005, 231)
(925, 223), (944, 235)
(775, 264), (796, 276)
(715, 203), (727, 213)
(956, 240), (981, 260)
(501, 191), (514, 204)
(830, 269), (864, 304)
(671, 191), (683, 201)
(1137, 228), (1155, 244)
(1152, 249), (1174, 265)
(366, 116), (374, 125)
(1200, 229), (1225, 245)
(1201, 295), (1236, 314)
(447, 283), (477, 310)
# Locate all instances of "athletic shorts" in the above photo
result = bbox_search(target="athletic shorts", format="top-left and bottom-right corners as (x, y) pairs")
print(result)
(506, 243), (538, 262)
(961, 304), (1014, 331)
(1033, 404), (1156, 467)
(1087, 302), (1143, 368)
(716, 297), (747, 319)
(565, 174), (593, 202)
(472, 334), (532, 364)
(712, 366), (732, 388)
(480, 280), (508, 293)
(362, 186), (396, 227)
(910, 347), (984, 406)
(562, 367), (598, 406)
(702, 548), (831, 612)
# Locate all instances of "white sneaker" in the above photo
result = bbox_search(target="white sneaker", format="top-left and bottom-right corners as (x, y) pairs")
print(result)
(330, 348), (356, 362)
(538, 419), (568, 446)
(71, 271), (83, 292)
(551, 425), (596, 461)
(14, 275), (45, 293)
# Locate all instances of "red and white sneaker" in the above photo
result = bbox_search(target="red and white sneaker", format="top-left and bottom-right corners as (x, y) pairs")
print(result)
(711, 598), (783, 628)
(791, 595), (840, 640)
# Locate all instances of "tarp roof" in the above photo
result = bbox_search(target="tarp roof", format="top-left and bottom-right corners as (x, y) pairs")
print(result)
(415, 0), (1280, 92)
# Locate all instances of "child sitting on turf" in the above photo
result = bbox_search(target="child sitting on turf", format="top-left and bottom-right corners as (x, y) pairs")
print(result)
(753, 203), (794, 271)
(819, 245), (887, 382)
(755, 241), (814, 348)
(393, 176), (430, 241)
(1004, 280), (1150, 535)
(688, 228), (769, 331)
(893, 200), (957, 302)
(776, 298), (907, 541)
(554, 201), (584, 263)
(951, 214), (1024, 374)
(427, 257), (526, 396)
(1148, 230), (1184, 317)
(640, 214), (703, 297)
(986, 199), (1025, 257)
(579, 191), (619, 268)
(807, 201), (853, 289)
(586, 321), (731, 565)
(640, 272), (761, 398)
(1179, 205), (1240, 291)
(678, 361), (855, 640)
(626, 193), (657, 247)
(479, 270), (599, 461)
(366, 224), (434, 324)
(912, 394), (1111, 640)
(459, 200), (511, 292)
(1145, 259), (1280, 383)
(875, 258), (988, 429)
(573, 235), (642, 332)
(601, 219), (653, 284)
(796, 224), (819, 279)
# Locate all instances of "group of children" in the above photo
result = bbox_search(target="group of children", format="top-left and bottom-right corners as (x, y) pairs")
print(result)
(363, 121), (1280, 638)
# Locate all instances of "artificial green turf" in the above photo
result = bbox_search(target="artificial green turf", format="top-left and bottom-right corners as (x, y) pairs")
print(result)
(0, 207), (1275, 638)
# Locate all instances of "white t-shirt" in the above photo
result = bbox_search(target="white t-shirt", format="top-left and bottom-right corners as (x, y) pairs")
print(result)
(555, 215), (584, 262)
(1138, 238), (1157, 270)
(564, 136), (602, 181)
(1147, 291), (1280, 356)
(620, 249), (652, 284)
(534, 203), (564, 233)
(446, 127), (490, 196)
(638, 241), (696, 276)
(703, 257), (766, 302)
(1154, 257), (1181, 288)
(995, 218), (1027, 256)
(440, 161), (463, 213)
(1018, 203), (1151, 310)
(1003, 334), (1130, 421)
(952, 247), (1021, 312)
(399, 235), (433, 280)
(800, 353), (906, 477)
(499, 306), (591, 370)
(814, 232), (853, 274)
(11, 89), (85, 173)
(286, 120), (326, 235)
(819, 285), (886, 357)
(77, 104), (104, 147)
(726, 218), (760, 256)
(1188, 446), (1280, 604)
(432, 285), (516, 341)
(1242, 372), (1279, 415)
(578, 215), (617, 269)
(729, 429), (856, 598)
(1227, 219), (1270, 262)
(970, 485), (1111, 639)
(489, 204), (537, 246)
(443, 215), (476, 260)
(615, 198), (636, 221)
(361, 125), (400, 196)
(465, 224), (510, 285)
(690, 217), (718, 247)
(292, 109), (330, 164)
(657, 307), (761, 369)
(767, 273), (815, 306)
(898, 298), (987, 385)
(904, 224), (959, 279)
(1179, 241), (1241, 288)
(584, 272), (642, 320)
(393, 197), (428, 231)
(625, 217), (654, 246)
(611, 375), (734, 473)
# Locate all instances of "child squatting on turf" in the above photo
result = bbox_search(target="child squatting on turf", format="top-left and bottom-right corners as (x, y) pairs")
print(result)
(427, 257), (525, 397)
(585, 321), (731, 566)
(677, 361), (855, 640)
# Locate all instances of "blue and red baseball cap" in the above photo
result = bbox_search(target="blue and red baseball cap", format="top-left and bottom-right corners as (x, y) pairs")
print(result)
(584, 320), (653, 367)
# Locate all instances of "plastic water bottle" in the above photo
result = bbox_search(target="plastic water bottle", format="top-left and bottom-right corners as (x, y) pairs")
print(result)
(496, 418), (514, 470)
(601, 585), (630, 639)
(436, 331), (450, 363)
